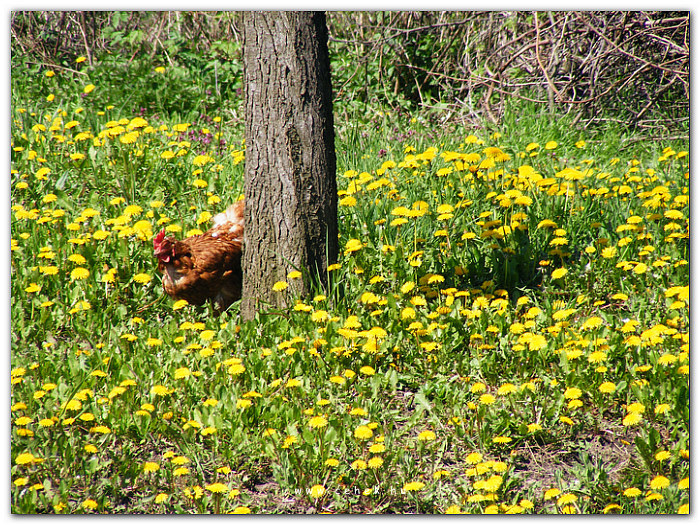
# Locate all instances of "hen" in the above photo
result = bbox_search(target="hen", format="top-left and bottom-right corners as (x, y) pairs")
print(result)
(153, 200), (244, 312)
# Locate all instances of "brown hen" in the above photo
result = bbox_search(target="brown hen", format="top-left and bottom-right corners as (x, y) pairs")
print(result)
(153, 200), (244, 312)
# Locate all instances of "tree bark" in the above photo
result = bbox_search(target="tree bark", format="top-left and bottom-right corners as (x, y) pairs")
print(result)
(241, 11), (337, 320)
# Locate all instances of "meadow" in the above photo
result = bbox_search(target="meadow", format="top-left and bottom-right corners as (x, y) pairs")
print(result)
(10, 52), (689, 514)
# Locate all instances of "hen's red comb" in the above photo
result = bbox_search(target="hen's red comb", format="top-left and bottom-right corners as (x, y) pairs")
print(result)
(153, 229), (166, 247)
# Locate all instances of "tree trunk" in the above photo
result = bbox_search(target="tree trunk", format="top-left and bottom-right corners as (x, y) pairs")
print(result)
(241, 11), (337, 320)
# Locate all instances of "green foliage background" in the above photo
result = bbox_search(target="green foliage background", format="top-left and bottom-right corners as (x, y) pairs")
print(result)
(10, 10), (689, 515)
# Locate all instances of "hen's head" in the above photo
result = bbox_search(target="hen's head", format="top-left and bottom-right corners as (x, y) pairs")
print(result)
(153, 230), (174, 263)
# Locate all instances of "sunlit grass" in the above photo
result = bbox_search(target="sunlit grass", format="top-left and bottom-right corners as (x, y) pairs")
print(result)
(11, 56), (688, 514)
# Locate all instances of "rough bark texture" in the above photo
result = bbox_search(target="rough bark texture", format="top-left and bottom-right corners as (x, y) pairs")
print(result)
(241, 11), (337, 320)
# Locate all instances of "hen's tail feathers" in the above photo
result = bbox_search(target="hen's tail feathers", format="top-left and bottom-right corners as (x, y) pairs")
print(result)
(211, 200), (244, 240)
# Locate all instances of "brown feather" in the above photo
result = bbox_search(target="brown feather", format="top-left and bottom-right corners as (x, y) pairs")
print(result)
(154, 201), (244, 312)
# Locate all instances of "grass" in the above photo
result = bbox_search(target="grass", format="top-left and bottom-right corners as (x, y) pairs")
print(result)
(10, 53), (689, 514)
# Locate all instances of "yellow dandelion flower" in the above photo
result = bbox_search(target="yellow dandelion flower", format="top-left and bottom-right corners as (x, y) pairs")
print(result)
(598, 382), (616, 394)
(206, 482), (229, 494)
(143, 462), (160, 473)
(403, 481), (425, 492)
(418, 430), (436, 441)
(133, 273), (151, 284)
(557, 493), (577, 506)
(649, 476), (670, 490)
(150, 385), (172, 396)
(81, 499), (98, 510)
(354, 425), (373, 440)
(543, 488), (561, 500)
(551, 268), (567, 280)
(172, 299), (189, 310)
(344, 238), (363, 254)
(564, 387), (582, 399)
(603, 503), (623, 513)
(623, 412), (643, 426)
(305, 484), (325, 498)
(351, 459), (367, 470)
(272, 281), (288, 292)
(497, 383), (517, 395)
(308, 416), (328, 429)
(25, 283), (41, 293)
(70, 267), (90, 280)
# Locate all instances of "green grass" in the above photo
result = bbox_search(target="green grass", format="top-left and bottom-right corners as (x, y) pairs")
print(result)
(10, 53), (689, 514)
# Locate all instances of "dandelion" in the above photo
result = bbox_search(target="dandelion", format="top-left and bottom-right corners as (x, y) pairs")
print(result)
(580, 316), (603, 331)
(150, 385), (172, 396)
(351, 459), (367, 470)
(654, 403), (671, 415)
(400, 281), (416, 294)
(598, 382), (616, 394)
(623, 412), (643, 426)
(551, 268), (567, 280)
(627, 402), (645, 413)
(654, 450), (671, 461)
(649, 475), (670, 490)
(272, 281), (288, 292)
(14, 477), (29, 487)
(339, 196), (357, 207)
(472, 389), (495, 404)
(603, 503), (622, 513)
(133, 273), (151, 284)
(81, 499), (98, 510)
(482, 474), (503, 492)
(466, 452), (483, 464)
(564, 387), (582, 399)
(206, 482), (229, 494)
(497, 383), (517, 395)
(15, 452), (39, 465)
(354, 425), (373, 440)
(285, 378), (302, 388)
(344, 239), (363, 255)
(418, 430), (436, 441)
(311, 310), (329, 323)
(369, 443), (386, 453)
(622, 487), (642, 498)
(557, 493), (577, 506)
(70, 267), (90, 280)
(174, 367), (191, 380)
(143, 462), (160, 473)
(308, 416), (328, 429)
(403, 481), (425, 492)
(633, 263), (648, 274)
(544, 488), (561, 500)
